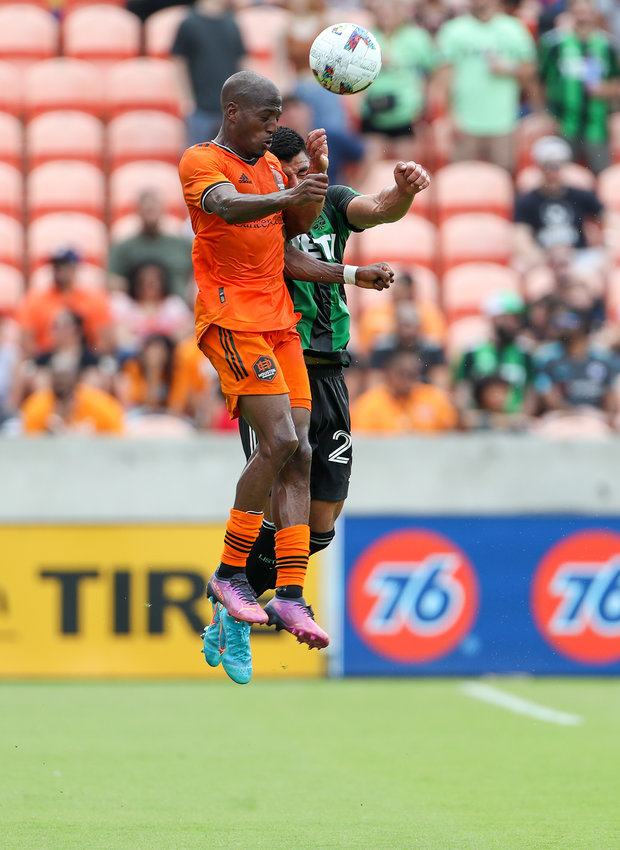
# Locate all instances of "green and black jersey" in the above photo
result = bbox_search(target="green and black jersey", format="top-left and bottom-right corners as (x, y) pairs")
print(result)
(287, 184), (362, 365)
(539, 28), (620, 143)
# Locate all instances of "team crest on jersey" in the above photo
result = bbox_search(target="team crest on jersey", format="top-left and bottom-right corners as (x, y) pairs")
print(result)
(253, 356), (278, 381)
(313, 214), (328, 232)
(271, 168), (285, 190)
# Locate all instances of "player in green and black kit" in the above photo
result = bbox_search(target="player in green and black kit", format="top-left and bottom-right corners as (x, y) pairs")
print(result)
(238, 126), (431, 598)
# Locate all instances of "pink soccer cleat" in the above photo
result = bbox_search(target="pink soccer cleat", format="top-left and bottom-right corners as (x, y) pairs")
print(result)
(207, 572), (268, 625)
(264, 596), (329, 649)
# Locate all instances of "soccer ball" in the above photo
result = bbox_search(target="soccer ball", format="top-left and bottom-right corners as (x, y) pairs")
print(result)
(309, 22), (382, 96)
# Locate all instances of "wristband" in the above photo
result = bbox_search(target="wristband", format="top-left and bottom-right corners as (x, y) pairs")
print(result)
(343, 265), (358, 286)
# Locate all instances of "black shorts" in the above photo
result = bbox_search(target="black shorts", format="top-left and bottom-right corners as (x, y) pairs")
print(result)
(238, 364), (352, 503)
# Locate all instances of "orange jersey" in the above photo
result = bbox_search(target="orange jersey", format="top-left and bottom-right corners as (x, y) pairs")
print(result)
(351, 382), (457, 434)
(179, 142), (297, 339)
(21, 384), (125, 434)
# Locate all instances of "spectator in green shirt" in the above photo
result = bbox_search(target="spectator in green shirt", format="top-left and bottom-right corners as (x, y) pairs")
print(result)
(539, 0), (620, 174)
(435, 0), (541, 171)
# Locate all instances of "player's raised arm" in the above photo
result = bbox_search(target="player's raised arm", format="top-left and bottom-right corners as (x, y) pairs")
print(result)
(204, 174), (328, 225)
(284, 243), (393, 291)
(346, 161), (431, 230)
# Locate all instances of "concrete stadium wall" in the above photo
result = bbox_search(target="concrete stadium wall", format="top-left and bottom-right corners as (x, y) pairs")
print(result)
(1, 434), (620, 521)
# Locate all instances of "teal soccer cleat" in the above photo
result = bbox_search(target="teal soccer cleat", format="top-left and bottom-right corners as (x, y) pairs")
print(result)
(201, 601), (225, 668)
(220, 609), (253, 685)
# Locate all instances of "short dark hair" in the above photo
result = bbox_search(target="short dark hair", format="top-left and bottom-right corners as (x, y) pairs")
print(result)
(128, 261), (171, 301)
(270, 126), (306, 163)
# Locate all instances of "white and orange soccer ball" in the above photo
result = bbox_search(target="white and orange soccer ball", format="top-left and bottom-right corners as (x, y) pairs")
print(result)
(309, 22), (382, 95)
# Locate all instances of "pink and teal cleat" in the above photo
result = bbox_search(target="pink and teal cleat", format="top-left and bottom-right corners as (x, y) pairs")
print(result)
(207, 571), (268, 625)
(264, 596), (329, 649)
(201, 600), (253, 685)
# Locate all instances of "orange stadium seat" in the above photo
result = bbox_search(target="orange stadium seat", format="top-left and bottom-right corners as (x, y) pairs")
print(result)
(0, 163), (23, 221)
(235, 5), (291, 59)
(446, 315), (492, 359)
(355, 216), (438, 271)
(0, 214), (24, 270)
(29, 261), (106, 291)
(105, 58), (183, 117)
(28, 213), (107, 270)
(24, 58), (104, 117)
(597, 165), (620, 214)
(107, 111), (186, 169)
(439, 214), (512, 271)
(442, 262), (520, 323)
(144, 5), (190, 58)
(27, 161), (105, 221)
(515, 163), (596, 194)
(429, 116), (455, 171)
(0, 113), (23, 169)
(0, 5), (58, 64)
(62, 5), (141, 65)
(110, 213), (187, 242)
(109, 161), (187, 222)
(514, 112), (558, 172)
(0, 263), (25, 310)
(26, 111), (105, 168)
(357, 160), (435, 221)
(435, 161), (513, 223)
(0, 61), (22, 116)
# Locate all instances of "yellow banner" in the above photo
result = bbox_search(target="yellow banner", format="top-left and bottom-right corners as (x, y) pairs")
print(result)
(0, 525), (324, 679)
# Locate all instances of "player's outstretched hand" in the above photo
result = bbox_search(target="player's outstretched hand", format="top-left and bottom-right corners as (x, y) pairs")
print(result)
(394, 161), (431, 195)
(355, 262), (394, 291)
(287, 172), (328, 205)
(306, 128), (329, 174)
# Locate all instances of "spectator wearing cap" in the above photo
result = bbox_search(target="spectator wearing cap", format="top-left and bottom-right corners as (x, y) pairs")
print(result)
(513, 135), (605, 273)
(434, 0), (541, 172)
(539, 0), (620, 175)
(455, 290), (536, 419)
(18, 248), (114, 359)
(351, 348), (458, 434)
(107, 190), (194, 300)
(534, 302), (617, 422)
(21, 352), (125, 435)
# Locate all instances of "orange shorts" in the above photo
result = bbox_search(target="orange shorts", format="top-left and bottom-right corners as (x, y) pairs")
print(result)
(199, 324), (311, 419)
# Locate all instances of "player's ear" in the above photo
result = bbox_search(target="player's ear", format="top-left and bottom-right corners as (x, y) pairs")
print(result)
(225, 101), (238, 122)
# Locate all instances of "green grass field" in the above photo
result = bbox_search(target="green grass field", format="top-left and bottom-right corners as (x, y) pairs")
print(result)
(2, 679), (619, 850)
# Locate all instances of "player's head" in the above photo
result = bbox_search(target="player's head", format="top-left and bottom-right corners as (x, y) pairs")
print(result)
(270, 127), (310, 188)
(219, 71), (282, 159)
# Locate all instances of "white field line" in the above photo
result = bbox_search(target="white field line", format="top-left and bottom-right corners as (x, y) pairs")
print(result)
(461, 681), (583, 727)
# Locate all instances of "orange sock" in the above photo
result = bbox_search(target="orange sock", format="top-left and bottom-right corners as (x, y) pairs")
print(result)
(221, 509), (264, 569)
(275, 524), (310, 590)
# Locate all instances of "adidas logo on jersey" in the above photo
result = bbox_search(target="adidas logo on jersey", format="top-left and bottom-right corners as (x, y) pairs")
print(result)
(238, 173), (252, 184)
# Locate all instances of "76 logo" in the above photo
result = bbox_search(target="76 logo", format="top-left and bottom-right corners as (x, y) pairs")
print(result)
(548, 559), (620, 637)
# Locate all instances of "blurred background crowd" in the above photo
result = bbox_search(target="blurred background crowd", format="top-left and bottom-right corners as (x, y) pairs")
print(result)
(2, 0), (620, 437)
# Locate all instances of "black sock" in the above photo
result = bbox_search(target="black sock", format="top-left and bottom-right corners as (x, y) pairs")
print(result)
(275, 584), (304, 599)
(216, 563), (244, 579)
(245, 520), (277, 597)
(309, 528), (335, 555)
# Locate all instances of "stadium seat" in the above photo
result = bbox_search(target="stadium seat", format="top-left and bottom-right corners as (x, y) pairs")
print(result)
(357, 160), (435, 221)
(110, 213), (187, 242)
(29, 261), (106, 291)
(429, 116), (455, 171)
(355, 216), (438, 271)
(0, 263), (24, 311)
(0, 61), (22, 116)
(24, 58), (104, 118)
(235, 5), (291, 60)
(445, 315), (492, 359)
(0, 163), (23, 222)
(106, 111), (186, 169)
(0, 5), (58, 64)
(105, 58), (183, 117)
(62, 5), (141, 65)
(109, 161), (187, 222)
(439, 214), (512, 271)
(514, 111), (558, 171)
(442, 262), (520, 323)
(27, 161), (105, 221)
(435, 161), (513, 222)
(0, 113), (23, 169)
(0, 214), (24, 270)
(26, 111), (105, 168)
(597, 165), (620, 214)
(28, 213), (107, 270)
(515, 163), (597, 194)
(144, 5), (190, 58)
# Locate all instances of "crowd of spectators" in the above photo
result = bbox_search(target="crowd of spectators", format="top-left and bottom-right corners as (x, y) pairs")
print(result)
(3, 0), (620, 437)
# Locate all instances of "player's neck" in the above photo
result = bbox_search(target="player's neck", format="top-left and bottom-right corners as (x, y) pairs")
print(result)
(214, 132), (256, 162)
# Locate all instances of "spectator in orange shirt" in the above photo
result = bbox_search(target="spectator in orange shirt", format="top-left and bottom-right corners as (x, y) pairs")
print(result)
(18, 248), (114, 358)
(21, 352), (125, 435)
(351, 348), (458, 434)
